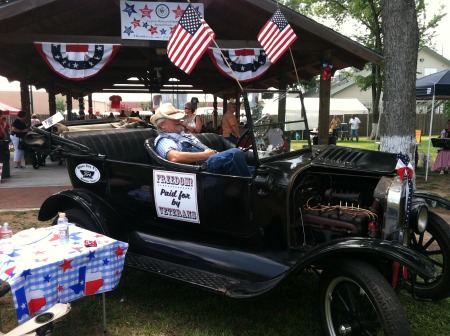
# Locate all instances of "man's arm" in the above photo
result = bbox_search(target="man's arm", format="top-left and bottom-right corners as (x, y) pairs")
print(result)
(167, 149), (217, 164)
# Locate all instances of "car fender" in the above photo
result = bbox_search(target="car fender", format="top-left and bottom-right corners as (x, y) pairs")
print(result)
(413, 191), (450, 210)
(294, 238), (436, 280)
(38, 188), (126, 240)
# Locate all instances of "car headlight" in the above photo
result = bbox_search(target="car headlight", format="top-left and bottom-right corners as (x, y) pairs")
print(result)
(410, 204), (428, 234)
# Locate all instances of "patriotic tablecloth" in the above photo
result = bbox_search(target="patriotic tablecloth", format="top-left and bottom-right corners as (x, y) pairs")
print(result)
(0, 226), (128, 324)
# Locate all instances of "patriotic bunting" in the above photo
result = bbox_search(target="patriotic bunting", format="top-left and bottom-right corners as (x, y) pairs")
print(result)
(395, 153), (414, 229)
(208, 48), (271, 82)
(167, 3), (215, 74)
(34, 43), (120, 80)
(257, 9), (297, 64)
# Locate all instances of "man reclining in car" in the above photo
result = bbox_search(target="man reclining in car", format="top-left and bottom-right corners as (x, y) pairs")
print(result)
(150, 103), (252, 177)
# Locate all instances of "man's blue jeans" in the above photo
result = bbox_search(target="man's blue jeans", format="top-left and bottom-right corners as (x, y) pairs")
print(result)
(350, 129), (359, 141)
(206, 148), (252, 177)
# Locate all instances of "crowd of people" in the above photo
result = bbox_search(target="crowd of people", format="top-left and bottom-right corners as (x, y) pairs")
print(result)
(3, 104), (448, 177)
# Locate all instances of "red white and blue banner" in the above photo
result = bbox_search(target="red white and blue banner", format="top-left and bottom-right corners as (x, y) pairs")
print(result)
(34, 43), (120, 81)
(120, 1), (205, 41)
(208, 48), (271, 82)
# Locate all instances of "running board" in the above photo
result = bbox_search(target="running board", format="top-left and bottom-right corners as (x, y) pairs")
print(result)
(125, 252), (242, 294)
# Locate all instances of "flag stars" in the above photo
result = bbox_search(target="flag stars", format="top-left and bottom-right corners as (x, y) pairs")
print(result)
(271, 10), (289, 30)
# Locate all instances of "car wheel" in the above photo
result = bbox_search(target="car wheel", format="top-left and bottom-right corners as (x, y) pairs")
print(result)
(320, 259), (409, 336)
(408, 211), (450, 300)
(52, 208), (107, 235)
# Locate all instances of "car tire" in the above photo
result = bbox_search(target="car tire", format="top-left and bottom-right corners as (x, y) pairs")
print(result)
(52, 208), (106, 235)
(408, 211), (450, 300)
(320, 259), (409, 336)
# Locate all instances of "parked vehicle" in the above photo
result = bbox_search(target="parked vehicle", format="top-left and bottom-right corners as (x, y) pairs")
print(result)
(25, 90), (450, 335)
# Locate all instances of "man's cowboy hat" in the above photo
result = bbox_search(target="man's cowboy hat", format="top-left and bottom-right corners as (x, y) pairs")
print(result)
(150, 103), (185, 126)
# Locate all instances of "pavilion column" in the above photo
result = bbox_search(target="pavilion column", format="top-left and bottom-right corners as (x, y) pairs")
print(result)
(318, 54), (332, 145)
(88, 94), (93, 110)
(213, 95), (218, 128)
(78, 97), (85, 118)
(47, 85), (56, 116)
(20, 81), (31, 117)
(66, 92), (72, 121)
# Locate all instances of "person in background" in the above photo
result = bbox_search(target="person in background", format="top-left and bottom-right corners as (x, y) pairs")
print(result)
(119, 110), (126, 118)
(0, 110), (10, 140)
(203, 120), (215, 133)
(151, 103), (251, 177)
(30, 114), (41, 126)
(432, 119), (450, 174)
(108, 112), (115, 118)
(221, 102), (240, 144)
(329, 115), (341, 140)
(87, 107), (96, 119)
(10, 110), (30, 169)
(349, 114), (361, 142)
(181, 102), (202, 134)
(240, 112), (247, 125)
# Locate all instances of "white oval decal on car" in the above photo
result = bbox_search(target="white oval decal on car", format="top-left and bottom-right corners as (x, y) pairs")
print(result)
(75, 163), (101, 183)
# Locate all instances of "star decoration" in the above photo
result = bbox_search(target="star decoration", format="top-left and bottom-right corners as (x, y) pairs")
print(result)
(160, 28), (167, 35)
(131, 18), (141, 28)
(59, 258), (73, 273)
(49, 234), (59, 241)
(21, 269), (32, 280)
(88, 250), (96, 261)
(115, 245), (126, 257)
(122, 3), (137, 17)
(44, 274), (51, 283)
(170, 25), (177, 35)
(139, 4), (153, 18)
(143, 22), (149, 28)
(172, 5), (184, 19)
(58, 284), (63, 291)
(148, 25), (158, 35)
(123, 26), (134, 36)
(103, 258), (110, 265)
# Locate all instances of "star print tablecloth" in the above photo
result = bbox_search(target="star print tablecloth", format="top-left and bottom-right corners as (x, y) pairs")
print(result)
(0, 225), (128, 324)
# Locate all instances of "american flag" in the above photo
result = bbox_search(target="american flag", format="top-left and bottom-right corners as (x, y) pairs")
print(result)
(257, 9), (297, 64)
(167, 4), (215, 74)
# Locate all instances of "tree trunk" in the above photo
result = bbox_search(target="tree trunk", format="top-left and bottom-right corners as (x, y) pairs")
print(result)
(380, 0), (419, 167)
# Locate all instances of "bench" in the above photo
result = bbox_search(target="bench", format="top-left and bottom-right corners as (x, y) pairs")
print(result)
(62, 128), (159, 164)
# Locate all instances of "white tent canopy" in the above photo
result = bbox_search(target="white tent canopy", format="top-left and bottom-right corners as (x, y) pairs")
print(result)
(263, 97), (368, 130)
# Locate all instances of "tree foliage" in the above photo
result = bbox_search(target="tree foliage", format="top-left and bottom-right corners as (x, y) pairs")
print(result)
(282, 0), (445, 126)
(55, 97), (66, 112)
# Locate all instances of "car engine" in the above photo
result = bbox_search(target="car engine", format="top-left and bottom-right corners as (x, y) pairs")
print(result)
(294, 172), (401, 245)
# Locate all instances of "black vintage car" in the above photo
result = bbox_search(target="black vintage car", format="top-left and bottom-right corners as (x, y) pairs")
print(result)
(26, 90), (450, 335)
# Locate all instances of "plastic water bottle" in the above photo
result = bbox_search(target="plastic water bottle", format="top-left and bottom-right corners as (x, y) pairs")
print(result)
(57, 212), (69, 243)
(1, 222), (14, 254)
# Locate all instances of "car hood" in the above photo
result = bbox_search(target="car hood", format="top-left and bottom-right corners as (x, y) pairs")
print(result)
(310, 145), (398, 174)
